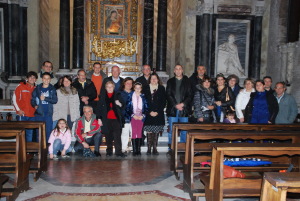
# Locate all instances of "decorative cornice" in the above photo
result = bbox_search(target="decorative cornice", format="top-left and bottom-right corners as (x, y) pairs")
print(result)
(198, 2), (213, 15)
(254, 5), (265, 16)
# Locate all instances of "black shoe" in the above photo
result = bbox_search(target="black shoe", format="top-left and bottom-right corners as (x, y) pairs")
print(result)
(116, 153), (127, 157)
(106, 152), (113, 156)
(94, 151), (101, 157)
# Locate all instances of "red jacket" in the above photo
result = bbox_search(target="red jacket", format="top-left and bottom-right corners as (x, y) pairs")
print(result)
(74, 114), (101, 143)
(13, 82), (36, 117)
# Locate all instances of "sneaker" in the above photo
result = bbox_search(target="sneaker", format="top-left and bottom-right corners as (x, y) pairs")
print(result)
(53, 155), (59, 160)
(61, 155), (70, 159)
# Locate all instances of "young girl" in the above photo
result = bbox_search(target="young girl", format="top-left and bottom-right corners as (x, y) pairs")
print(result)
(48, 119), (72, 159)
(126, 82), (148, 156)
(223, 110), (237, 124)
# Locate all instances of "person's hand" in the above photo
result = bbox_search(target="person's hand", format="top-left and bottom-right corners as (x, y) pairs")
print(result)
(138, 116), (144, 120)
(61, 149), (66, 156)
(49, 154), (54, 159)
(115, 100), (122, 107)
(81, 96), (89, 103)
(150, 112), (158, 117)
(239, 118), (244, 123)
(133, 115), (139, 120)
(207, 105), (214, 110)
(175, 103), (184, 111)
(82, 133), (87, 138)
(268, 121), (272, 124)
(215, 101), (222, 106)
(35, 106), (38, 109)
(16, 110), (25, 116)
(198, 118), (204, 122)
(98, 119), (103, 126)
(82, 141), (89, 148)
(40, 94), (45, 101)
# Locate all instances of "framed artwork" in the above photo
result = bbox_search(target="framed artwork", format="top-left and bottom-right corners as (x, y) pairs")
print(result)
(214, 18), (251, 78)
(104, 5), (125, 36)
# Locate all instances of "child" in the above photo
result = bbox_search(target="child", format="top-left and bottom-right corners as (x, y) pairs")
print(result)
(126, 82), (148, 156)
(223, 110), (237, 123)
(48, 119), (72, 159)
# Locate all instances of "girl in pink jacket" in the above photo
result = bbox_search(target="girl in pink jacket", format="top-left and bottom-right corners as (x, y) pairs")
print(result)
(48, 119), (72, 159)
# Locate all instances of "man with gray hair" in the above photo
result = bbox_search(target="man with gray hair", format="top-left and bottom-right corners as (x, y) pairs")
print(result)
(73, 105), (102, 157)
(136, 64), (151, 90)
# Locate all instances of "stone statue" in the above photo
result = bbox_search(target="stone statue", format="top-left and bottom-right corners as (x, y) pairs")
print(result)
(217, 34), (245, 77)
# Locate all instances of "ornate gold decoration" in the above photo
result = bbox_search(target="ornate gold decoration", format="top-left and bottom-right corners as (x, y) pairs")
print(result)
(92, 35), (137, 59)
(90, 1), (98, 33)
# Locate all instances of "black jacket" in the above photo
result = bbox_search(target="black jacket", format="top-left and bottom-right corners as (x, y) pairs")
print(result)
(135, 76), (149, 93)
(166, 76), (192, 117)
(189, 73), (204, 93)
(214, 86), (235, 112)
(244, 91), (279, 124)
(97, 91), (125, 135)
(100, 76), (124, 95)
(72, 78), (97, 116)
(144, 85), (166, 126)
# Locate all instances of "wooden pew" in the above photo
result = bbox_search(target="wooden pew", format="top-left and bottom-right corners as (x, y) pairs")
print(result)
(0, 121), (47, 181)
(171, 123), (300, 179)
(0, 129), (32, 201)
(200, 144), (300, 201)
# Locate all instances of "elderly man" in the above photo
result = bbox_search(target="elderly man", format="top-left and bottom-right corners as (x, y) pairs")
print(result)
(101, 66), (124, 94)
(36, 61), (58, 85)
(274, 82), (298, 124)
(136, 64), (151, 90)
(74, 105), (102, 157)
(189, 65), (206, 93)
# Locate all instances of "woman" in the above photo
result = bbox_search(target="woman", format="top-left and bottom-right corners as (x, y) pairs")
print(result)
(227, 74), (242, 97)
(98, 81), (125, 157)
(144, 74), (166, 155)
(235, 78), (255, 123)
(120, 77), (134, 154)
(245, 80), (279, 124)
(214, 73), (235, 122)
(194, 76), (216, 123)
(52, 75), (80, 129)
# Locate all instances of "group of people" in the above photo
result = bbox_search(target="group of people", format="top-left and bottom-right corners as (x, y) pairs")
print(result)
(13, 61), (298, 159)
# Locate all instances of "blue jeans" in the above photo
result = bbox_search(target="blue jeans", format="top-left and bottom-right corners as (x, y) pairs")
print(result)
(52, 139), (73, 155)
(168, 111), (189, 145)
(17, 116), (35, 142)
(35, 115), (53, 142)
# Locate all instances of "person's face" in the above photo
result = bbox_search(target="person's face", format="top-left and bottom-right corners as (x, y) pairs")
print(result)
(42, 75), (51, 85)
(174, 65), (183, 78)
(227, 114), (234, 121)
(111, 67), (120, 78)
(256, 82), (265, 92)
(111, 12), (117, 19)
(202, 80), (211, 89)
(150, 75), (158, 85)
(134, 85), (142, 94)
(124, 80), (133, 91)
(228, 36), (235, 43)
(42, 62), (52, 73)
(245, 80), (254, 91)
(216, 77), (225, 86)
(228, 78), (236, 88)
(77, 71), (86, 82)
(27, 75), (37, 85)
(143, 65), (151, 77)
(63, 77), (71, 88)
(264, 78), (272, 89)
(93, 64), (101, 74)
(58, 120), (66, 130)
(275, 83), (285, 96)
(106, 83), (115, 93)
(197, 66), (206, 77)
(83, 108), (93, 120)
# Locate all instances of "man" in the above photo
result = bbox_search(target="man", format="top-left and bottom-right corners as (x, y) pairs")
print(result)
(74, 106), (102, 157)
(101, 66), (124, 94)
(87, 62), (107, 116)
(263, 76), (274, 94)
(166, 65), (192, 150)
(73, 70), (97, 116)
(36, 61), (58, 85)
(136, 64), (151, 90)
(274, 82), (298, 124)
(189, 65), (206, 93)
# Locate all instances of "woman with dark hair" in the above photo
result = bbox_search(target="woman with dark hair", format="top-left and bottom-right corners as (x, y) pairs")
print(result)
(214, 73), (235, 122)
(194, 76), (216, 123)
(120, 77), (134, 154)
(245, 80), (279, 124)
(143, 74), (166, 155)
(53, 75), (80, 129)
(227, 74), (242, 97)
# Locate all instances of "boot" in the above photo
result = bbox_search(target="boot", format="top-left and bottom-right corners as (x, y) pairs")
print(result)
(137, 138), (141, 155)
(146, 133), (152, 155)
(131, 139), (137, 156)
(152, 133), (159, 155)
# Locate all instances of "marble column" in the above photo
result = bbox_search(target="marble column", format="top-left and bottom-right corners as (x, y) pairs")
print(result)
(156, 0), (167, 72)
(143, 0), (154, 68)
(19, 1), (28, 76)
(59, 0), (70, 71)
(72, 0), (84, 70)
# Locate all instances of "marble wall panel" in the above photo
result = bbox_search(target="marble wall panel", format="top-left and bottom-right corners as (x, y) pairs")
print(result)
(38, 0), (50, 68)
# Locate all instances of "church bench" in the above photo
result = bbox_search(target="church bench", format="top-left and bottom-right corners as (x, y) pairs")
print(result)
(200, 144), (300, 201)
(0, 121), (47, 181)
(0, 129), (32, 201)
(171, 123), (300, 180)
(183, 130), (300, 200)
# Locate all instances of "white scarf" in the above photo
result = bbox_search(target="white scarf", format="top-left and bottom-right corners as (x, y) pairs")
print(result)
(132, 92), (143, 115)
(149, 84), (158, 94)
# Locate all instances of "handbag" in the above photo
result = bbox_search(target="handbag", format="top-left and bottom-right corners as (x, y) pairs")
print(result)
(226, 87), (235, 112)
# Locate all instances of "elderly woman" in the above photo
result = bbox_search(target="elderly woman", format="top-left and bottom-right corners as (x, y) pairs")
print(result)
(235, 78), (255, 123)
(52, 75), (80, 129)
(194, 76), (216, 123)
(245, 80), (279, 124)
(214, 73), (235, 122)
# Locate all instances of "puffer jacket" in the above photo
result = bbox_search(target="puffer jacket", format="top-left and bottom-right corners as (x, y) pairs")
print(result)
(194, 85), (216, 121)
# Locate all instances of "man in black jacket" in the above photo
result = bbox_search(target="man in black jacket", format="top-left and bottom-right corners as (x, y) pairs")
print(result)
(73, 70), (97, 116)
(189, 65), (206, 93)
(166, 65), (192, 150)
(136, 64), (151, 90)
(101, 66), (124, 95)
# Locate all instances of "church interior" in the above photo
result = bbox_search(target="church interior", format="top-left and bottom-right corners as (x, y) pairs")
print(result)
(0, 0), (300, 200)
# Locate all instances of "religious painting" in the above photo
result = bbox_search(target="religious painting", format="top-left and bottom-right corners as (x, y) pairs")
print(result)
(214, 19), (250, 78)
(104, 5), (125, 35)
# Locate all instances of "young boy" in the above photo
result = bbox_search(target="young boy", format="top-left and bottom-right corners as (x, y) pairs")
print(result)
(31, 72), (58, 141)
